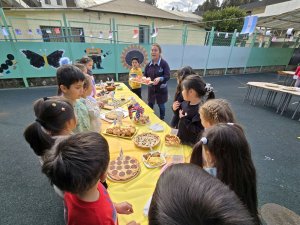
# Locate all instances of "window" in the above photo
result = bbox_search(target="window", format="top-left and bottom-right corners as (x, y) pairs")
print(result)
(45, 0), (51, 4)
(40, 26), (85, 43)
(56, 0), (62, 5)
(139, 25), (150, 44)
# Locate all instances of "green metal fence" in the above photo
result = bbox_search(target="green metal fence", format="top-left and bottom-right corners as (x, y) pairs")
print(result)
(0, 9), (298, 87)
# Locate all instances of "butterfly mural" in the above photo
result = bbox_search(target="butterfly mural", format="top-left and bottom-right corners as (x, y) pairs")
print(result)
(20, 49), (64, 69)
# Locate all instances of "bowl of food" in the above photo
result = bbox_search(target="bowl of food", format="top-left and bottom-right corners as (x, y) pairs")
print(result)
(142, 151), (166, 168)
(106, 85), (116, 92)
(133, 115), (150, 125)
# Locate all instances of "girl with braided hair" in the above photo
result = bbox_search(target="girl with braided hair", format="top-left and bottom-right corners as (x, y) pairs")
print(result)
(199, 99), (237, 128)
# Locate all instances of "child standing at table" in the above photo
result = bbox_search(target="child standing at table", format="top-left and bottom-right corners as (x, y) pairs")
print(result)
(171, 66), (195, 128)
(80, 57), (97, 97)
(199, 99), (237, 129)
(24, 96), (77, 198)
(56, 65), (90, 132)
(177, 75), (215, 146)
(24, 97), (76, 161)
(42, 132), (139, 225)
(190, 123), (260, 224)
(80, 75), (101, 132)
(128, 57), (143, 99)
(56, 65), (85, 101)
(149, 164), (255, 225)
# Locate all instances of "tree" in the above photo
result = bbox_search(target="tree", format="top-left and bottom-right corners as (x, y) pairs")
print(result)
(195, 0), (220, 14)
(145, 0), (157, 6)
(203, 6), (246, 32)
(221, 0), (259, 7)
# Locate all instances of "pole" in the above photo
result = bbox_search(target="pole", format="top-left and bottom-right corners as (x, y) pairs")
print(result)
(180, 24), (188, 67)
(62, 12), (74, 62)
(0, 8), (13, 41)
(0, 7), (29, 87)
(204, 27), (215, 76)
(112, 18), (119, 81)
(225, 29), (237, 75)
(244, 31), (257, 74)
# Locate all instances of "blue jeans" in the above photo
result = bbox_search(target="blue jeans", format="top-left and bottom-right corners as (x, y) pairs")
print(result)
(148, 102), (165, 120)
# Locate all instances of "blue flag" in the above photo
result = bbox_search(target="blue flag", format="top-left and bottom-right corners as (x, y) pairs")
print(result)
(241, 16), (258, 34)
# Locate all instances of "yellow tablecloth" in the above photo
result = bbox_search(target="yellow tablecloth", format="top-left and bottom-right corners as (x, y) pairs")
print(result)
(99, 83), (192, 225)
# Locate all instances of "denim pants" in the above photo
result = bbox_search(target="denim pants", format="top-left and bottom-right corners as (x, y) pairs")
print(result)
(148, 102), (165, 120)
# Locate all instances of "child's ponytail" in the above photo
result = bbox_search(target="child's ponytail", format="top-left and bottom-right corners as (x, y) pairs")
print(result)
(24, 122), (54, 156)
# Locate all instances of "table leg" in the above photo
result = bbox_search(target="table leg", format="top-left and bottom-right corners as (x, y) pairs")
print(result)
(264, 91), (271, 106)
(243, 85), (252, 102)
(280, 94), (292, 115)
(271, 92), (278, 107)
(254, 88), (263, 105)
(251, 87), (258, 105)
(276, 93), (287, 113)
(292, 100), (300, 119)
(258, 89), (265, 103)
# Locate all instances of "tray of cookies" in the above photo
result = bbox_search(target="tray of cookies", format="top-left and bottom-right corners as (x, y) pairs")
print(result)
(103, 125), (137, 139)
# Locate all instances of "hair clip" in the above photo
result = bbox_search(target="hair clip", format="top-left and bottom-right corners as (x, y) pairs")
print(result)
(227, 123), (234, 126)
(205, 83), (214, 93)
(52, 103), (57, 107)
(201, 137), (208, 145)
(61, 107), (66, 111)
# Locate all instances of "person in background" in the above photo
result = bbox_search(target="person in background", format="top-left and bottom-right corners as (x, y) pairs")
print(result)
(177, 75), (215, 146)
(294, 64), (300, 87)
(171, 66), (195, 128)
(80, 75), (101, 132)
(190, 123), (260, 224)
(80, 57), (97, 97)
(144, 43), (170, 120)
(128, 57), (143, 99)
(148, 163), (255, 225)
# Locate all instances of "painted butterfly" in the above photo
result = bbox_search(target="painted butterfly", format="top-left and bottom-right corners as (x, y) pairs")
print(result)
(20, 50), (64, 69)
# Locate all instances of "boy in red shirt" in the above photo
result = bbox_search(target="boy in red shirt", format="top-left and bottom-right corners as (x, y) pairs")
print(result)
(42, 132), (139, 225)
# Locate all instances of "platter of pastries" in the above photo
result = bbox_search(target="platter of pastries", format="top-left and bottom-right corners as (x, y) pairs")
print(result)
(103, 125), (137, 139)
(107, 155), (140, 182)
(133, 132), (160, 149)
(105, 111), (124, 120)
(131, 76), (153, 85)
(165, 134), (181, 146)
(133, 114), (150, 125)
(142, 151), (166, 168)
(102, 98), (129, 110)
